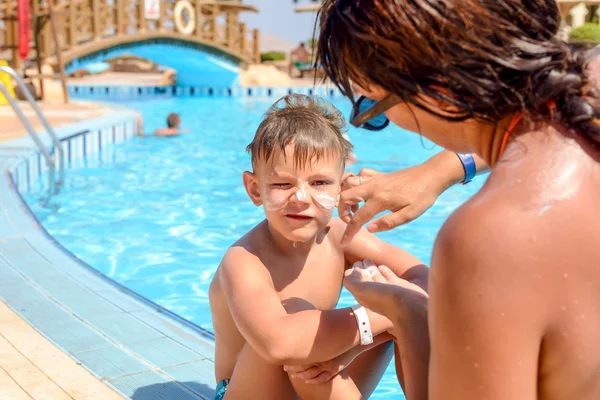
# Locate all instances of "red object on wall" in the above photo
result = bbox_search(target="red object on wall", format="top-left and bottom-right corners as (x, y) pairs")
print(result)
(17, 0), (30, 60)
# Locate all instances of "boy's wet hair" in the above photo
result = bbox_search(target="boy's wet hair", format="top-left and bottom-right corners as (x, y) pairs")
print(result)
(247, 94), (352, 168)
(167, 113), (181, 128)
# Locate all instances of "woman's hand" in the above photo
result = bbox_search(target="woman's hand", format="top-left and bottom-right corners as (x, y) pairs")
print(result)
(284, 348), (359, 384)
(339, 152), (462, 245)
(344, 260), (428, 320)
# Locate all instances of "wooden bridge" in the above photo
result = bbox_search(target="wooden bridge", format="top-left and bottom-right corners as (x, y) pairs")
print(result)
(0, 0), (260, 73)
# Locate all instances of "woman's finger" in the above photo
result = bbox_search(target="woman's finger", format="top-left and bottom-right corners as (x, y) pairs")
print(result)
(305, 371), (335, 385)
(342, 168), (381, 191)
(367, 207), (419, 233)
(337, 186), (368, 223)
(342, 175), (372, 191)
(363, 260), (387, 283)
(379, 265), (428, 296)
(342, 172), (355, 184)
(345, 264), (372, 282)
(341, 200), (383, 245)
(290, 365), (323, 381)
(284, 364), (311, 373)
(378, 265), (402, 283)
(345, 175), (364, 188)
(358, 168), (383, 178)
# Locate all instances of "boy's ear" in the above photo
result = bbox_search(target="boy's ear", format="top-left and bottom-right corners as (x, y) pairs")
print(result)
(243, 171), (263, 206)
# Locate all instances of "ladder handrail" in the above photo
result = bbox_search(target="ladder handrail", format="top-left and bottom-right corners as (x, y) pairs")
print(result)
(0, 66), (65, 191)
(0, 82), (56, 204)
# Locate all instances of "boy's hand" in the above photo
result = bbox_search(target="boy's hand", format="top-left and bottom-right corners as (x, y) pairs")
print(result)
(284, 348), (358, 384)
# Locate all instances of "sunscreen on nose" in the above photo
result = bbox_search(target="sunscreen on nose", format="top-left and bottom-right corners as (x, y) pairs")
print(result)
(295, 178), (307, 201)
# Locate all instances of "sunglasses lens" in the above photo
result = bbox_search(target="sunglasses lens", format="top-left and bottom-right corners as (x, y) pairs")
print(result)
(357, 97), (378, 114)
(365, 112), (388, 129)
(352, 96), (389, 130)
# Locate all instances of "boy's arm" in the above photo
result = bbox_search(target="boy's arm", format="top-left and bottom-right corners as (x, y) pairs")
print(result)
(339, 220), (429, 291)
(220, 246), (392, 365)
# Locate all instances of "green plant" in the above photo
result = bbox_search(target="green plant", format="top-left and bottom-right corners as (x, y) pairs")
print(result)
(260, 51), (286, 63)
(569, 23), (600, 46)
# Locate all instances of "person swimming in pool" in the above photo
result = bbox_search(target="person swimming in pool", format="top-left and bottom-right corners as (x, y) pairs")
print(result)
(208, 94), (428, 400)
(153, 112), (186, 136)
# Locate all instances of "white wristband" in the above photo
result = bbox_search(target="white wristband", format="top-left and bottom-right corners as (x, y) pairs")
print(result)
(351, 305), (373, 345)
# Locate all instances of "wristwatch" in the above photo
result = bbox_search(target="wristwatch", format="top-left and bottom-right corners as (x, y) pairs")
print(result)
(456, 153), (476, 184)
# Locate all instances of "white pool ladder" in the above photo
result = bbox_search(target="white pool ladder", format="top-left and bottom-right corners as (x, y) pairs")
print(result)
(0, 66), (65, 203)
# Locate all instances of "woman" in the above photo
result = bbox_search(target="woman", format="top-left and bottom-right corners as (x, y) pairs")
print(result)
(315, 1), (600, 399)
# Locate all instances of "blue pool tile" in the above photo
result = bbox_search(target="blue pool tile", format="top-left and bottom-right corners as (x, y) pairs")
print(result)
(109, 370), (204, 400)
(89, 312), (163, 344)
(30, 277), (123, 320)
(39, 321), (113, 354)
(130, 310), (214, 360)
(2, 248), (66, 281)
(0, 251), (123, 320)
(0, 251), (111, 355)
(0, 261), (44, 301)
(0, 192), (41, 237)
(21, 235), (112, 291)
(0, 248), (117, 317)
(74, 346), (151, 380)
(94, 287), (144, 313)
(127, 337), (205, 368)
(0, 285), (112, 353)
(0, 236), (28, 250)
(163, 360), (216, 398)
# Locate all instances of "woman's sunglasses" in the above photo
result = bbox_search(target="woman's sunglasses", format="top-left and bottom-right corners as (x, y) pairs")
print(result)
(350, 94), (402, 131)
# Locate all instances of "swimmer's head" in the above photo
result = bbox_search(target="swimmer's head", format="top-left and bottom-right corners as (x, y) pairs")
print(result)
(167, 113), (181, 129)
(243, 94), (352, 243)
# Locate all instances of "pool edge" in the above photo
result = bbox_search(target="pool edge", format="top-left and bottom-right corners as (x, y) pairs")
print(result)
(0, 108), (217, 400)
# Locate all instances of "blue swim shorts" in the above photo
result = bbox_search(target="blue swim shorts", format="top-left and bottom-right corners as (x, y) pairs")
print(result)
(214, 379), (229, 400)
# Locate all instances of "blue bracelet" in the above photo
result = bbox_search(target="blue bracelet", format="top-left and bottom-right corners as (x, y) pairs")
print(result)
(456, 153), (476, 184)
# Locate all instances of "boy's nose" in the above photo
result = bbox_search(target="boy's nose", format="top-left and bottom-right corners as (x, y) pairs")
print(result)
(290, 188), (311, 205)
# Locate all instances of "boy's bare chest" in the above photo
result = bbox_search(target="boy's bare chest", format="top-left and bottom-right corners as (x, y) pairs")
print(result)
(267, 244), (347, 311)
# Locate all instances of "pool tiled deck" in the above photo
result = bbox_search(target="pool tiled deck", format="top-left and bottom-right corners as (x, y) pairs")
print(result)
(0, 101), (113, 143)
(0, 300), (124, 399)
(0, 108), (217, 399)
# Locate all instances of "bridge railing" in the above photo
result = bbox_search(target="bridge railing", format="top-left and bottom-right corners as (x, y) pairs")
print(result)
(2, 0), (260, 71)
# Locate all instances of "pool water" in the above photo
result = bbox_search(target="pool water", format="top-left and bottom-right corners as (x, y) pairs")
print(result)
(25, 96), (486, 399)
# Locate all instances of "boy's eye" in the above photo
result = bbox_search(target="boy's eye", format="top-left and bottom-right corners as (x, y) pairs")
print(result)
(272, 183), (292, 189)
(311, 180), (332, 187)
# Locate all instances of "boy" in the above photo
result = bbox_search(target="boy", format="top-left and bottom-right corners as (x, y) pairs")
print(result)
(209, 95), (427, 400)
(153, 112), (184, 136)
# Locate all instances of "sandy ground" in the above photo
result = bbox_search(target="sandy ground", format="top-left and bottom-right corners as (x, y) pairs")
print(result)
(0, 300), (123, 399)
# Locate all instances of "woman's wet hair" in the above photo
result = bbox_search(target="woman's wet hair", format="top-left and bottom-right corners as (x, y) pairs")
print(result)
(316, 0), (600, 145)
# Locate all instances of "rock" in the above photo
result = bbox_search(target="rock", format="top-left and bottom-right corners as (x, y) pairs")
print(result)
(159, 68), (177, 86)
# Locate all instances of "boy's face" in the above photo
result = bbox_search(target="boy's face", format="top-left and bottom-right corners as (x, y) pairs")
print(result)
(244, 145), (344, 243)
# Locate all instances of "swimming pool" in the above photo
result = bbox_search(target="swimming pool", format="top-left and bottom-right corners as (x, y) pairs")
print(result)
(24, 95), (486, 399)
